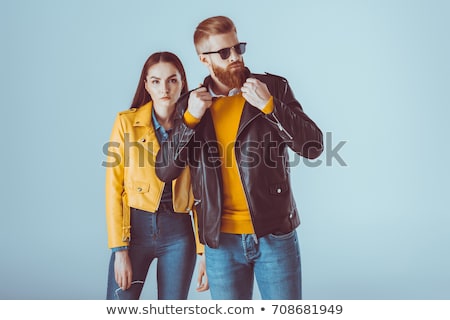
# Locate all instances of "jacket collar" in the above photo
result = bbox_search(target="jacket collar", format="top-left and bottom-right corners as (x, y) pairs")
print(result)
(132, 101), (153, 127)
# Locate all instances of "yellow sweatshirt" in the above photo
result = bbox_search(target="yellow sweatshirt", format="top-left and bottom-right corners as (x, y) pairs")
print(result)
(184, 93), (273, 234)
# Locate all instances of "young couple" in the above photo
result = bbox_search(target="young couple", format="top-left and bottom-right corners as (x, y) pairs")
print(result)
(105, 16), (323, 300)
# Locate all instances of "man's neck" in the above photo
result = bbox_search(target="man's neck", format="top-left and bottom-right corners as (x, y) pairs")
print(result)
(210, 77), (233, 96)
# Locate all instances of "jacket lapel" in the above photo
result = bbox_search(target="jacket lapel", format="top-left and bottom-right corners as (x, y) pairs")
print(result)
(237, 101), (261, 138)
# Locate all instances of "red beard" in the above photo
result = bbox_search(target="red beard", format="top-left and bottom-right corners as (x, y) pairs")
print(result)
(212, 61), (247, 89)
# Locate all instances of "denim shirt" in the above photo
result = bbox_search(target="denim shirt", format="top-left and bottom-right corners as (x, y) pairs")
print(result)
(151, 109), (171, 142)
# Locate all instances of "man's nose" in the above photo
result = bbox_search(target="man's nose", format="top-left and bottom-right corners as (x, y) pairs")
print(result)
(229, 47), (240, 62)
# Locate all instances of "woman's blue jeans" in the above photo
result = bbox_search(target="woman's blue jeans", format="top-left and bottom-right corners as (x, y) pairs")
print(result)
(106, 208), (196, 300)
(205, 231), (302, 300)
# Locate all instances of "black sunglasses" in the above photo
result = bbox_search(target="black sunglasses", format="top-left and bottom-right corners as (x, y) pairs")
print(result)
(202, 42), (247, 60)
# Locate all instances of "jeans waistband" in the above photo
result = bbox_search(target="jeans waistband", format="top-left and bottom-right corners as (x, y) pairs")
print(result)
(130, 203), (174, 215)
(156, 202), (174, 213)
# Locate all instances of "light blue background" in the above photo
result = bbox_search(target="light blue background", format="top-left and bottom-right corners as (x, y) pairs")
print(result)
(1, 0), (449, 299)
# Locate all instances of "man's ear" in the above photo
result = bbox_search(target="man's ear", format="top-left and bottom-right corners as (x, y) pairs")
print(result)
(199, 54), (210, 67)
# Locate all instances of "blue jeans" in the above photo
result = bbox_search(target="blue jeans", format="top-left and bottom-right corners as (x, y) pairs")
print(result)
(205, 231), (302, 300)
(106, 208), (196, 300)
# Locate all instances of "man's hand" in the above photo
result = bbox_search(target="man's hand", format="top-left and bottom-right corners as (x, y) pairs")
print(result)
(187, 87), (213, 119)
(196, 255), (209, 292)
(241, 78), (271, 110)
(114, 250), (133, 291)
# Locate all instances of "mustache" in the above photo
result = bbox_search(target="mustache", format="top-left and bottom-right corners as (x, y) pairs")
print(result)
(227, 61), (245, 70)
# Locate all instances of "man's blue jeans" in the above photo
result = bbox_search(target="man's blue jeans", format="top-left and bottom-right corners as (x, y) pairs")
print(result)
(106, 208), (196, 300)
(205, 231), (302, 300)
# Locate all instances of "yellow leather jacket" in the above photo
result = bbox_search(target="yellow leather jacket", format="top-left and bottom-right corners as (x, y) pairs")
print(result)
(105, 101), (201, 251)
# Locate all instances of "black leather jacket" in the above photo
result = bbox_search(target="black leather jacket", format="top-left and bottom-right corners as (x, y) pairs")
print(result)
(156, 70), (323, 248)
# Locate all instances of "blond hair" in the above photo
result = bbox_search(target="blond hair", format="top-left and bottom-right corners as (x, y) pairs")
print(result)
(193, 16), (237, 54)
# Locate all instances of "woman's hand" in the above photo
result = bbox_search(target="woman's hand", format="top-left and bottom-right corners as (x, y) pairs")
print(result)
(114, 250), (133, 290)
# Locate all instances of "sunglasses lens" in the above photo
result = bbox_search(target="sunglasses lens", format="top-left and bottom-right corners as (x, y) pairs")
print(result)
(216, 43), (246, 59)
(219, 48), (231, 59)
(236, 43), (246, 55)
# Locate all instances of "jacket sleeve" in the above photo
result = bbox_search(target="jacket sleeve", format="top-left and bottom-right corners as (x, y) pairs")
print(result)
(105, 115), (130, 248)
(155, 102), (196, 182)
(264, 77), (323, 159)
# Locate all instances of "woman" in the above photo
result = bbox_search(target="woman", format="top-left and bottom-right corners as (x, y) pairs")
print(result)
(105, 52), (207, 300)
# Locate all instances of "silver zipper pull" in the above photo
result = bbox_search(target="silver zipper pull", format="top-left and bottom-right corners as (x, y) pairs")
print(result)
(272, 114), (293, 140)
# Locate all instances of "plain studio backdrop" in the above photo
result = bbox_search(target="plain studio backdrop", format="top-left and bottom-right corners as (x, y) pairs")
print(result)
(1, 0), (449, 300)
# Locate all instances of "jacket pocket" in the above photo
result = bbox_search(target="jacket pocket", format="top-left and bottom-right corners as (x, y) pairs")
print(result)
(269, 230), (295, 240)
(128, 181), (150, 194)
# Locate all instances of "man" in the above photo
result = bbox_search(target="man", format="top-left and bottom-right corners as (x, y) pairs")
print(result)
(156, 16), (323, 299)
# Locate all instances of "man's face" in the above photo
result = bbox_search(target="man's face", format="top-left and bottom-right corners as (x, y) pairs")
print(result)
(200, 32), (247, 89)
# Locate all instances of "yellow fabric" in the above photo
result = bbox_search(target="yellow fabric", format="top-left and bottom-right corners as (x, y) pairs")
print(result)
(209, 95), (254, 233)
(183, 109), (201, 128)
(105, 101), (203, 254)
(182, 95), (274, 235)
(183, 96), (273, 127)
(261, 96), (274, 114)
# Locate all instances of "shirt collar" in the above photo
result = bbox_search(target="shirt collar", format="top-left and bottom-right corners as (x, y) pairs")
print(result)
(151, 108), (161, 130)
(151, 108), (170, 141)
(208, 86), (241, 97)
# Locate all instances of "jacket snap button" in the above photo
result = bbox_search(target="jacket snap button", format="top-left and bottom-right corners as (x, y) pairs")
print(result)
(141, 138), (146, 143)
(137, 187), (142, 192)
(276, 188), (282, 193)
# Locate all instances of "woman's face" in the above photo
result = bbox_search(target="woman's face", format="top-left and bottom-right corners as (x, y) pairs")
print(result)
(144, 62), (183, 109)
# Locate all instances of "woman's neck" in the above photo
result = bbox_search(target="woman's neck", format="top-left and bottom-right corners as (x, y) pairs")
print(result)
(153, 105), (174, 130)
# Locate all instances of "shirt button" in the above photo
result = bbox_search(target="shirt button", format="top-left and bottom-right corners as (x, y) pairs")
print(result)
(137, 187), (142, 192)
(276, 188), (282, 193)
(140, 138), (146, 142)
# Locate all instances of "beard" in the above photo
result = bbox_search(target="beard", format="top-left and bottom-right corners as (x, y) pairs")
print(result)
(212, 61), (247, 89)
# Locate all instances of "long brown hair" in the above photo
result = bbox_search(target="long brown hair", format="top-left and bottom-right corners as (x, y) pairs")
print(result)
(130, 52), (188, 109)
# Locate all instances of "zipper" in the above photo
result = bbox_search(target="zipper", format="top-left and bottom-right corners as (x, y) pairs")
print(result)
(270, 113), (294, 140)
(234, 148), (256, 235)
(174, 125), (194, 160)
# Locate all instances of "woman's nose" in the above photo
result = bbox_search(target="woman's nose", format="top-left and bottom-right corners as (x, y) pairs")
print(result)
(161, 83), (169, 93)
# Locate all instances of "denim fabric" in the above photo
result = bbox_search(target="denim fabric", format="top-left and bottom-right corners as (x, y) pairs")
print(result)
(205, 231), (302, 300)
(106, 208), (196, 300)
